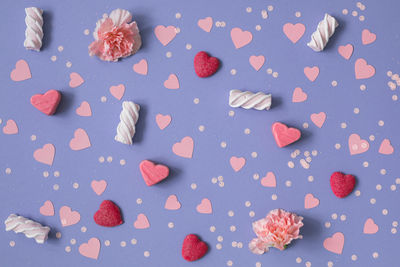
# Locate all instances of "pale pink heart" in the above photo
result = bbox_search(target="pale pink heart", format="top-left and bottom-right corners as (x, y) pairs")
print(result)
(378, 139), (394, 155)
(79, 238), (100, 260)
(249, 55), (265, 71)
(292, 87), (307, 103)
(133, 59), (148, 75)
(172, 136), (194, 158)
(363, 218), (379, 234)
(348, 133), (369, 155)
(156, 114), (172, 130)
(33, 143), (55, 166)
(10, 59), (31, 81)
(304, 193), (320, 209)
(40, 200), (54, 216)
(59, 206), (81, 227)
(338, 44), (354, 60)
(229, 156), (246, 172)
(91, 180), (107, 195)
(355, 58), (375, 79)
(260, 172), (276, 187)
(323, 232), (345, 254)
(69, 128), (91, 151)
(198, 17), (213, 32)
(2, 119), (18, 135)
(304, 66), (320, 82)
(154, 25), (177, 46)
(76, 101), (92, 117)
(109, 84), (125, 100)
(310, 112), (327, 128)
(69, 72), (84, 88)
(134, 213), (150, 229)
(164, 195), (181, 210)
(196, 198), (212, 214)
(164, 74), (180, 89)
(230, 27), (253, 49)
(283, 23), (306, 44)
(362, 29), (376, 45)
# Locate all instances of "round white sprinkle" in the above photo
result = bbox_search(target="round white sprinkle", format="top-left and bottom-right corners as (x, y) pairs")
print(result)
(84, 29), (90, 35)
(210, 226), (216, 232)
(131, 239), (137, 245)
(144, 251), (150, 257)
(193, 98), (200, 104)
(65, 246), (71, 252)
(331, 213), (338, 220)
(382, 209), (388, 215)
(230, 69), (237, 75)
(351, 254), (358, 261)
(186, 44), (192, 50)
(228, 210), (234, 217)
(168, 222), (174, 228)
(120, 241), (126, 247)
(175, 13), (181, 19)
(66, 61), (72, 68)
(51, 55), (57, 62)
(81, 226), (87, 232)
(56, 232), (62, 238)
(245, 201), (251, 207)
(191, 183), (197, 190)
(325, 222), (331, 228)
(120, 159), (126, 165)
(249, 211), (255, 217)
(271, 194), (278, 200)
(230, 225), (236, 232)
(370, 198), (376, 204)
(216, 243), (222, 250)
(296, 257), (302, 263)
(372, 252), (379, 259)
(136, 198), (143, 204)
(104, 240), (111, 246)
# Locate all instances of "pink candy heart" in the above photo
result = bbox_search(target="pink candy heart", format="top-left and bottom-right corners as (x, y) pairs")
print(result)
(261, 172), (276, 187)
(304, 66), (320, 82)
(231, 27), (253, 49)
(363, 218), (379, 234)
(156, 114), (171, 130)
(10, 59), (31, 81)
(292, 87), (307, 103)
(323, 232), (345, 255)
(76, 101), (92, 117)
(283, 23), (305, 44)
(172, 136), (194, 158)
(378, 139), (394, 155)
(196, 198), (212, 214)
(338, 44), (354, 60)
(154, 25), (177, 46)
(69, 72), (84, 88)
(362, 29), (376, 45)
(229, 156), (246, 172)
(198, 17), (213, 32)
(249, 55), (265, 71)
(139, 160), (170, 186)
(348, 133), (369, 155)
(91, 180), (107, 195)
(30, 89), (62, 115)
(109, 84), (125, 100)
(33, 143), (55, 166)
(134, 213), (150, 229)
(2, 119), (18, 135)
(40, 200), (55, 216)
(69, 128), (91, 151)
(272, 122), (301, 148)
(304, 193), (320, 209)
(164, 74), (180, 89)
(310, 112), (327, 128)
(59, 206), (81, 227)
(133, 59), (148, 75)
(355, 58), (375, 79)
(165, 195), (181, 210)
(79, 238), (100, 260)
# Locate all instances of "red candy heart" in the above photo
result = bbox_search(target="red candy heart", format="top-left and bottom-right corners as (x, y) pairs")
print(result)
(93, 200), (123, 227)
(194, 51), (220, 78)
(30, 89), (61, 115)
(139, 160), (170, 186)
(182, 234), (208, 262)
(330, 172), (356, 198)
(271, 122), (301, 147)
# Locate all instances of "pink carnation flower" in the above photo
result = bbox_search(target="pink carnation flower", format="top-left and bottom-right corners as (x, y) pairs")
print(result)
(249, 209), (304, 254)
(89, 9), (141, 62)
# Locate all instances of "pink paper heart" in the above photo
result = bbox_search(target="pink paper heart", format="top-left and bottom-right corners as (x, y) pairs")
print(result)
(134, 213), (150, 229)
(76, 101), (92, 117)
(91, 180), (107, 195)
(261, 172), (276, 187)
(379, 139), (394, 155)
(154, 25), (177, 46)
(164, 74), (180, 89)
(133, 59), (148, 75)
(292, 87), (307, 103)
(156, 114), (171, 130)
(249, 55), (265, 71)
(231, 27), (253, 49)
(310, 112), (327, 128)
(2, 119), (18, 135)
(355, 58), (375, 79)
(40, 200), (55, 216)
(69, 72), (84, 88)
(338, 44), (353, 60)
(196, 198), (212, 214)
(165, 195), (181, 210)
(69, 128), (91, 151)
(33, 143), (55, 166)
(172, 136), (194, 158)
(198, 17), (213, 32)
(348, 133), (369, 155)
(323, 232), (345, 255)
(283, 23), (305, 44)
(229, 156), (246, 172)
(59, 206), (81, 227)
(109, 84), (125, 100)
(363, 218), (379, 234)
(79, 238), (100, 260)
(10, 59), (31, 81)
(304, 193), (320, 209)
(304, 66), (320, 82)
(362, 29), (376, 45)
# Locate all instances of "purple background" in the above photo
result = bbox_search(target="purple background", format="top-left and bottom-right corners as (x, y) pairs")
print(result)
(1, 0), (400, 266)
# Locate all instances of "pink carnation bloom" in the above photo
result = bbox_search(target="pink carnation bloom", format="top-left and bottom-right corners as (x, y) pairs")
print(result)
(249, 209), (304, 254)
(89, 9), (141, 62)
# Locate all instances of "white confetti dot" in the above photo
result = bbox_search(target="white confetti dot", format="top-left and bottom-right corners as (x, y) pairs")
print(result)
(66, 61), (72, 68)
(84, 29), (90, 35)
(73, 182), (79, 189)
(327, 261), (333, 267)
(308, 175), (314, 182)
(211, 177), (218, 184)
(144, 251), (150, 257)
(217, 235), (223, 242)
(387, 71), (393, 77)
(245, 201), (251, 207)
(81, 226), (87, 232)
(341, 122), (347, 129)
(272, 72), (279, 78)
(256, 262), (262, 267)
(342, 9), (349, 15)
(352, 10), (358, 16)
(335, 143), (341, 149)
(175, 13), (181, 19)
(105, 240), (110, 246)
(378, 120), (384, 126)
(266, 68), (273, 74)
(296, 257), (302, 263)
(255, 25), (261, 31)
(232, 241), (237, 247)
(230, 69), (237, 75)
(331, 213), (338, 220)
(325, 222), (331, 228)
(198, 125), (205, 132)
(70, 238), (76, 245)
(359, 15), (365, 21)
(193, 98), (200, 104)
(380, 169), (387, 175)
(360, 84), (366, 91)
(396, 178), (400, 184)
(220, 142), (227, 148)
(53, 184), (59, 191)
(253, 173), (260, 180)
(271, 194), (278, 200)
(295, 11), (301, 17)
(393, 95), (398, 101)
(376, 184), (382, 191)
(261, 10), (268, 19)
(340, 214), (346, 221)
(51, 55), (57, 62)
(244, 128), (251, 134)
(355, 190), (361, 196)
(382, 209), (388, 215)
(285, 180), (292, 187)
(5, 168), (11, 175)
(56, 232), (62, 239)
(65, 246), (71, 252)
(369, 135), (375, 141)
(136, 198), (143, 204)
(305, 261), (311, 267)
(288, 161), (295, 168)
(391, 185), (397, 191)
(331, 80), (338, 87)
(131, 239), (137, 245)
(370, 198), (376, 204)
(227, 260), (233, 266)
(120, 241), (126, 247)
(210, 226), (216, 232)
(249, 211), (255, 217)
(303, 122), (309, 128)
(354, 107), (360, 114)
(229, 110), (235, 117)
(267, 5), (274, 11)
(166, 51), (172, 58)
(228, 210), (234, 217)
(191, 183), (197, 190)
(219, 181), (225, 188)
(392, 221), (398, 227)
(101, 96), (107, 102)
(31, 135), (37, 141)
(186, 43), (192, 50)
(230, 225), (236, 232)
(246, 7), (252, 13)
(216, 243), (222, 250)
(120, 159), (126, 165)
(107, 156), (112, 162)
(372, 252), (379, 259)
(99, 156), (105, 163)
(363, 161), (369, 167)
(58, 46), (64, 52)
(251, 152), (258, 158)
(306, 157), (312, 163)
(53, 171), (60, 177)
(391, 228), (397, 234)
(215, 21), (221, 27)
(351, 254), (358, 261)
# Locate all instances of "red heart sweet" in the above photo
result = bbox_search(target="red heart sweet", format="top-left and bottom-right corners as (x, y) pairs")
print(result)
(182, 234), (208, 262)
(139, 160), (170, 186)
(93, 200), (123, 227)
(330, 172), (356, 198)
(30, 89), (61, 115)
(194, 51), (220, 78)
(271, 122), (301, 147)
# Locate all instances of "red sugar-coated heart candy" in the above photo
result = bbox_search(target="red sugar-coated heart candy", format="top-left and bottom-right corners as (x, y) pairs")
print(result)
(330, 172), (356, 198)
(182, 234), (208, 262)
(30, 89), (61, 115)
(94, 200), (123, 227)
(139, 160), (170, 186)
(194, 51), (220, 78)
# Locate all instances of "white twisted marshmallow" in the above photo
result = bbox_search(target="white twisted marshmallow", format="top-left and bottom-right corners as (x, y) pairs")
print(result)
(24, 7), (44, 51)
(229, 89), (272, 111)
(307, 14), (338, 52)
(115, 101), (140, 145)
(5, 214), (50, 244)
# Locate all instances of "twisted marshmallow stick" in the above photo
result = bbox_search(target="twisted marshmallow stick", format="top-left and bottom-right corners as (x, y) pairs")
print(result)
(24, 7), (44, 51)
(229, 89), (272, 111)
(307, 14), (338, 52)
(5, 214), (50, 244)
(115, 101), (140, 145)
